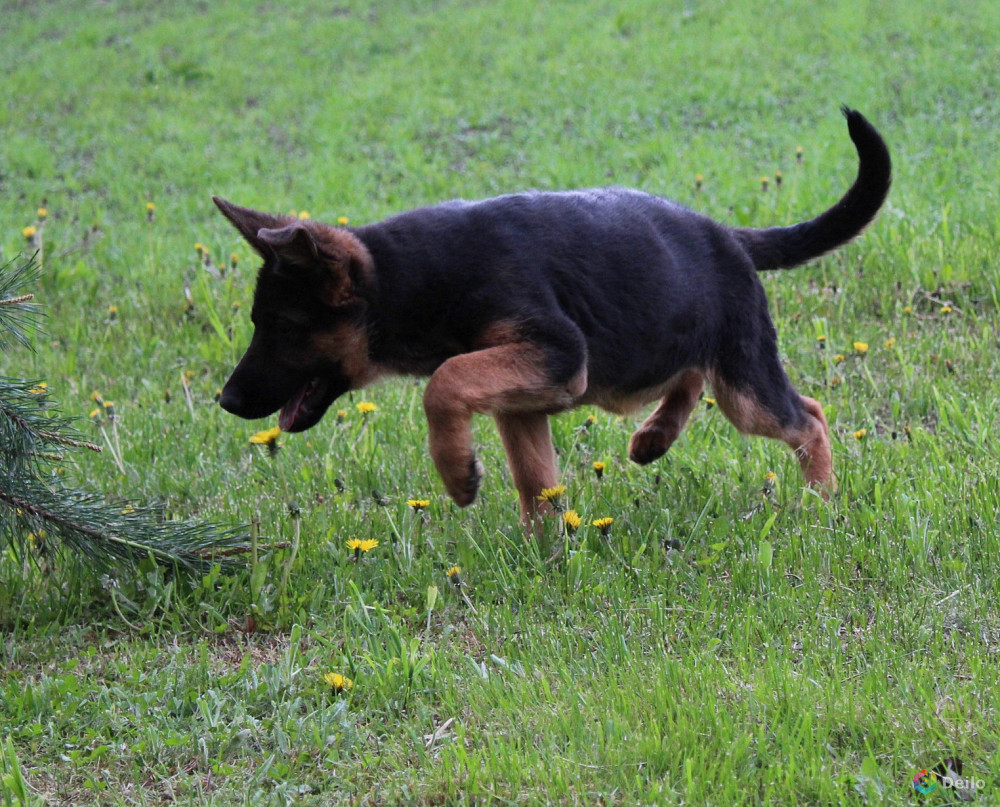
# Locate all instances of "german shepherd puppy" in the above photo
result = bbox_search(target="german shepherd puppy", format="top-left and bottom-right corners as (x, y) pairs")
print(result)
(215, 107), (890, 521)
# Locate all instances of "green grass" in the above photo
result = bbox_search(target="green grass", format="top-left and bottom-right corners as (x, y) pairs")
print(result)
(2, 0), (1000, 804)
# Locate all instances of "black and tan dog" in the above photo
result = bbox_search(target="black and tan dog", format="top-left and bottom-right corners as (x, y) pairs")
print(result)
(215, 107), (890, 521)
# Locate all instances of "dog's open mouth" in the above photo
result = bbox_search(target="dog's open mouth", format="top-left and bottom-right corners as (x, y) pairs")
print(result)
(278, 376), (342, 432)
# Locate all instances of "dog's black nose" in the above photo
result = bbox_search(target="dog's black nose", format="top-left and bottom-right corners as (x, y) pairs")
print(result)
(218, 386), (243, 415)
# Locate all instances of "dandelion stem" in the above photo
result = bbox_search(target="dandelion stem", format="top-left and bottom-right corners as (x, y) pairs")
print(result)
(384, 511), (404, 570)
(98, 424), (126, 474)
(109, 583), (144, 631)
(180, 371), (197, 420)
(277, 515), (301, 599)
(251, 517), (259, 568)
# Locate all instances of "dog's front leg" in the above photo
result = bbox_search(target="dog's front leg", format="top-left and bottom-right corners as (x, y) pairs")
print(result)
(493, 412), (558, 525)
(422, 342), (584, 512)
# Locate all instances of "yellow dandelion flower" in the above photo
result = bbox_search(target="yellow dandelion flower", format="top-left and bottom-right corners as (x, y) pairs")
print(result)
(940, 305), (953, 314)
(346, 537), (379, 559)
(760, 176), (769, 192)
(796, 145), (804, 162)
(407, 498), (431, 511)
(336, 409), (348, 422)
(298, 210), (311, 220)
(324, 672), (353, 692)
(90, 390), (104, 404)
(89, 408), (101, 419)
(563, 510), (582, 534)
(108, 305), (119, 317)
(22, 225), (37, 239)
(834, 353), (846, 364)
(146, 202), (155, 213)
(194, 242), (204, 254)
(853, 341), (869, 355)
(249, 426), (281, 445)
(538, 485), (567, 504)
(903, 305), (912, 315)
(763, 471), (777, 495)
(446, 565), (462, 579)
(704, 396), (716, 408)
(29, 383), (47, 394)
(774, 170), (783, 187)
(37, 207), (48, 220)
(695, 173), (703, 190)
(356, 401), (377, 415)
(884, 337), (896, 349)
(592, 517), (614, 535)
(853, 428), (867, 440)
(337, 216), (350, 225)
(816, 334), (826, 345)
(592, 461), (605, 479)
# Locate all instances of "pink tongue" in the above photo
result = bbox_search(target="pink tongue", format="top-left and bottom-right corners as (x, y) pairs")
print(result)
(278, 385), (309, 431)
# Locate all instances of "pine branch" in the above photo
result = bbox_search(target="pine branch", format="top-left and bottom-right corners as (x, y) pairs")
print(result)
(0, 256), (41, 350)
(0, 253), (251, 574)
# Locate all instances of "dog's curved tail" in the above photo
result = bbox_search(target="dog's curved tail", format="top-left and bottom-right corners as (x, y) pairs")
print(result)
(734, 107), (891, 271)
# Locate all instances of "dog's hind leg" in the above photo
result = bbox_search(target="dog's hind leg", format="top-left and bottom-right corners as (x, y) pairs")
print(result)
(423, 339), (586, 510)
(628, 369), (705, 465)
(708, 369), (834, 496)
(494, 412), (559, 524)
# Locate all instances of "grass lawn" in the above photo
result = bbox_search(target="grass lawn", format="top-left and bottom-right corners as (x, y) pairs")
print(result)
(2, 0), (999, 804)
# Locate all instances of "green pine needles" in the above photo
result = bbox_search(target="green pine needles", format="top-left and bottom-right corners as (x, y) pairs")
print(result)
(0, 255), (248, 573)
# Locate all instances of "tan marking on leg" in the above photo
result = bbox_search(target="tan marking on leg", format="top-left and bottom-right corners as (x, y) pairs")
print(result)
(628, 369), (705, 465)
(709, 375), (834, 497)
(494, 412), (559, 525)
(796, 396), (835, 494)
(423, 342), (584, 507)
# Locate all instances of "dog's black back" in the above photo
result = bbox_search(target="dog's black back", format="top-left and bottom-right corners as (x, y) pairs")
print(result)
(357, 189), (749, 395)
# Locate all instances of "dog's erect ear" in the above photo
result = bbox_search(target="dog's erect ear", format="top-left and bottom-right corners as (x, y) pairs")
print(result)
(212, 196), (292, 257)
(257, 221), (321, 268)
(258, 220), (358, 305)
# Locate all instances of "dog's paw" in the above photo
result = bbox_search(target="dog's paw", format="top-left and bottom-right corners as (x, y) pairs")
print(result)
(448, 454), (484, 507)
(628, 428), (671, 465)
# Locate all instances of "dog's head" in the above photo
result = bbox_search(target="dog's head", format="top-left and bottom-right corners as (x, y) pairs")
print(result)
(213, 197), (377, 432)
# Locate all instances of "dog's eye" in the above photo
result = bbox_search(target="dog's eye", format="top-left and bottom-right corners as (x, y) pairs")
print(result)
(272, 319), (306, 340)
